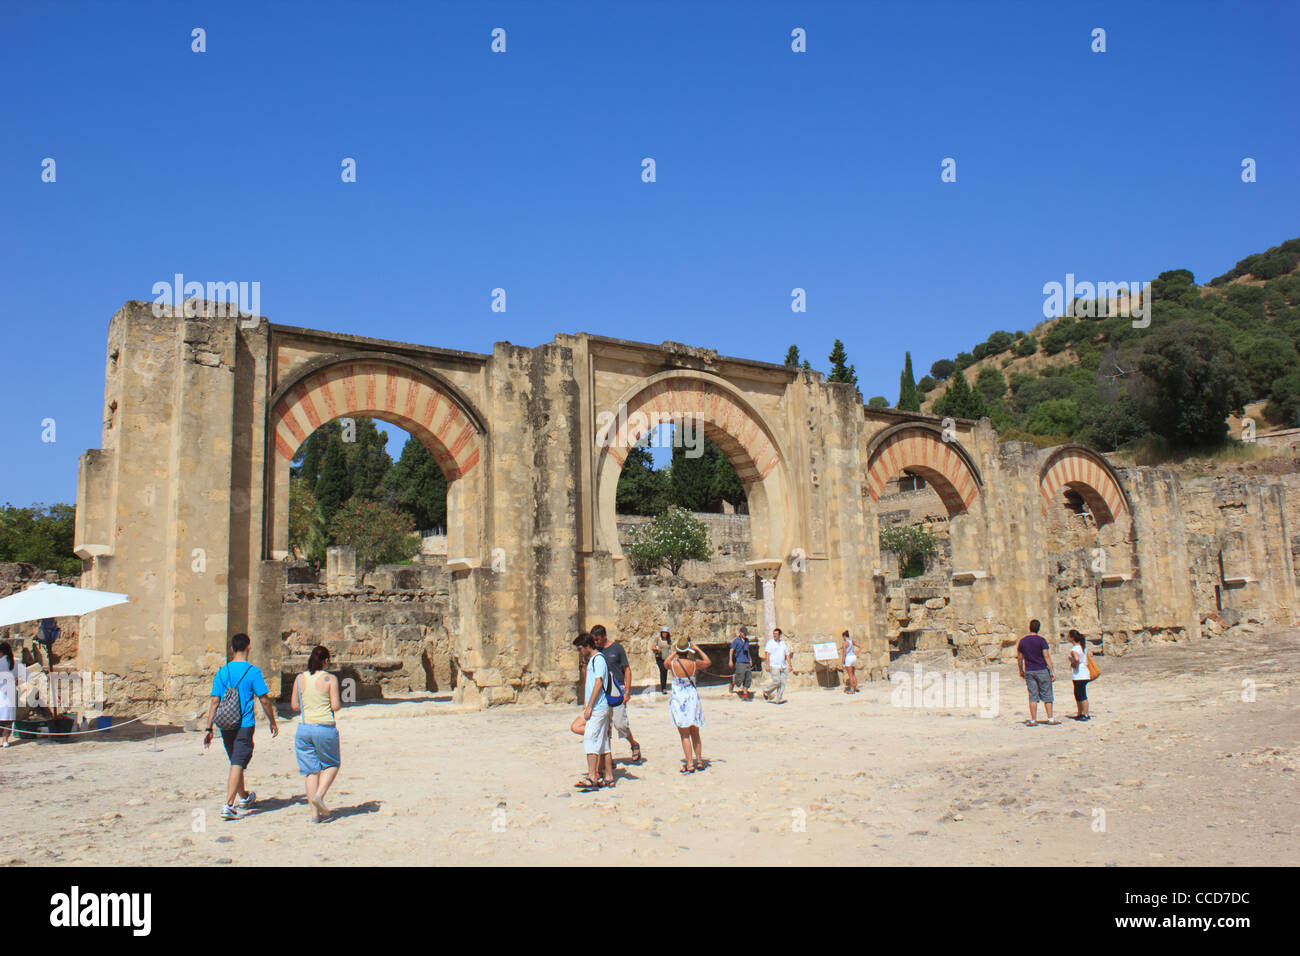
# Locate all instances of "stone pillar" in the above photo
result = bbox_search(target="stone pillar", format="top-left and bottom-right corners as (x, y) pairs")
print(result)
(325, 546), (357, 593)
(747, 560), (782, 637)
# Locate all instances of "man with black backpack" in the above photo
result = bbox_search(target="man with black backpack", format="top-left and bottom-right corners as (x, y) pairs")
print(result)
(592, 624), (642, 767)
(203, 634), (279, 820)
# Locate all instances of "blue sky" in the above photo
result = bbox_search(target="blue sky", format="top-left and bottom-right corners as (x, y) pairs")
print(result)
(2, 0), (1297, 505)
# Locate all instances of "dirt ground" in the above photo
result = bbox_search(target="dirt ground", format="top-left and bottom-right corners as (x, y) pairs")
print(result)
(2, 628), (1296, 867)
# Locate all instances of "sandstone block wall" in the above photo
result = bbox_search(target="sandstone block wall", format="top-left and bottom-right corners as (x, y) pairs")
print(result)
(70, 304), (1300, 715)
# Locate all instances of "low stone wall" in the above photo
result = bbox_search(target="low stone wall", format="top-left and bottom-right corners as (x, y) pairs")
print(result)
(277, 562), (457, 697)
(611, 572), (759, 681)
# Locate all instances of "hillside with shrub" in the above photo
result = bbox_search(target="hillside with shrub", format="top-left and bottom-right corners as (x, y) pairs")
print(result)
(912, 237), (1300, 453)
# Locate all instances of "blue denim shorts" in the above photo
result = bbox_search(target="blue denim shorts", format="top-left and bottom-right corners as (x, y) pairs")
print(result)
(295, 722), (341, 774)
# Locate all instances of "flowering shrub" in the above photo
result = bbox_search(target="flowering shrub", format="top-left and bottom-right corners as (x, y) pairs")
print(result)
(625, 506), (713, 576)
(328, 496), (420, 572)
(879, 523), (939, 578)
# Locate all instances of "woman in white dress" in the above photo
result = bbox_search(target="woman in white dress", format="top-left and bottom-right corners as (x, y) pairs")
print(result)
(0, 642), (29, 748)
(841, 630), (861, 694)
(666, 636), (710, 773)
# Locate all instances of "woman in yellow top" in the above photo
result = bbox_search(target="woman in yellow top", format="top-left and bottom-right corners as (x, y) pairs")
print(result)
(290, 645), (342, 823)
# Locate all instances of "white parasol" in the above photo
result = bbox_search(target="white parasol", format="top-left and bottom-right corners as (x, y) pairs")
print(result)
(0, 582), (129, 716)
(0, 581), (130, 628)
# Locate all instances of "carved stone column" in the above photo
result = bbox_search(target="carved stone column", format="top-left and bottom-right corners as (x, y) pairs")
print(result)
(746, 559), (783, 639)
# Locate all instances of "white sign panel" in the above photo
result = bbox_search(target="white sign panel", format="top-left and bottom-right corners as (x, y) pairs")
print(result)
(812, 642), (838, 662)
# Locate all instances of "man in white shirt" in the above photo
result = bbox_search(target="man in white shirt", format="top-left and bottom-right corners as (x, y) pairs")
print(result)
(761, 628), (792, 704)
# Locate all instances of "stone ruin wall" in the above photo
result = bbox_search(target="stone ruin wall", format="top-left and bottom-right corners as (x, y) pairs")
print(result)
(65, 303), (1300, 713)
(276, 562), (457, 700)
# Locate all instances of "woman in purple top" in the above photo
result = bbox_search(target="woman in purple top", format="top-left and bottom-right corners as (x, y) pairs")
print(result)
(1016, 619), (1059, 726)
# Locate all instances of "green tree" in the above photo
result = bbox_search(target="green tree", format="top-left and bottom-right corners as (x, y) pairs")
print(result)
(985, 331), (1014, 354)
(1026, 398), (1080, 436)
(932, 370), (987, 420)
(314, 432), (353, 525)
(710, 442), (746, 511)
(382, 437), (449, 530)
(1135, 321), (1247, 447)
(344, 418), (394, 500)
(624, 506), (713, 576)
(1266, 370), (1300, 426)
(868, 395), (889, 408)
(930, 359), (956, 380)
(288, 477), (328, 564)
(0, 503), (79, 577)
(328, 496), (420, 573)
(614, 444), (671, 516)
(975, 366), (1007, 402)
(916, 376), (936, 395)
(293, 420), (338, 493)
(827, 339), (858, 385)
(898, 352), (920, 411)
(670, 440), (716, 512)
(1015, 336), (1037, 357)
(784, 345), (801, 367)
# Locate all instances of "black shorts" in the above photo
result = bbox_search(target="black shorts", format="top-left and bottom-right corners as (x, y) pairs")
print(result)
(1073, 679), (1089, 703)
(221, 726), (255, 768)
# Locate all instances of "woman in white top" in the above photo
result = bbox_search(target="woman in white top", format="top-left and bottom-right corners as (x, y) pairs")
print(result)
(0, 642), (30, 748)
(841, 630), (861, 694)
(1067, 629), (1092, 721)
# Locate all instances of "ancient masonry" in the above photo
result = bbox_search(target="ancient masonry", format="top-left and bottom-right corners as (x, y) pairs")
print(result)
(72, 302), (1300, 714)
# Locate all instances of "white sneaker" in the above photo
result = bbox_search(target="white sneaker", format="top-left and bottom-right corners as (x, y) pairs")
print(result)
(237, 791), (256, 808)
(220, 804), (243, 821)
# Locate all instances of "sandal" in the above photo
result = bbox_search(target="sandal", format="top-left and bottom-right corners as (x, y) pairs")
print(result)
(603, 778), (615, 789)
(575, 775), (600, 791)
(631, 746), (643, 763)
(694, 761), (706, 772)
(680, 763), (694, 774)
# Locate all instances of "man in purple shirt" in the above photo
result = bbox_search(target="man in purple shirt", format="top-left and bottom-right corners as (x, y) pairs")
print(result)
(1016, 619), (1059, 726)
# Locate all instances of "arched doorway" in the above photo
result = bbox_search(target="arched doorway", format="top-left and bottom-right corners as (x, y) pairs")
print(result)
(865, 423), (984, 658)
(594, 371), (791, 569)
(1038, 444), (1134, 641)
(265, 355), (487, 564)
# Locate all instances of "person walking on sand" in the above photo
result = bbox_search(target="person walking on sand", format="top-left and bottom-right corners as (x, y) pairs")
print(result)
(666, 636), (708, 772)
(653, 627), (671, 695)
(0, 642), (29, 749)
(841, 630), (861, 694)
(1067, 629), (1093, 721)
(761, 628), (792, 704)
(1016, 619), (1059, 726)
(592, 624), (642, 765)
(203, 633), (279, 820)
(573, 633), (614, 791)
(729, 626), (754, 700)
(290, 645), (342, 823)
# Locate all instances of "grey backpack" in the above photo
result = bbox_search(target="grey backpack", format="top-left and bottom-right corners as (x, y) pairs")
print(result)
(212, 663), (253, 731)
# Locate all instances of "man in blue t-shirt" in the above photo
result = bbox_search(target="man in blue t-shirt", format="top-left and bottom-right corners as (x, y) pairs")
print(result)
(1016, 619), (1059, 726)
(203, 633), (279, 819)
(729, 626), (755, 700)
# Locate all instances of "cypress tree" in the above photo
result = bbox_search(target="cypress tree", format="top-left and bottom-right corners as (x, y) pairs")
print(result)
(315, 432), (353, 525)
(710, 441), (746, 510)
(784, 345), (801, 367)
(670, 440), (715, 512)
(933, 369), (988, 420)
(898, 352), (920, 411)
(383, 437), (449, 530)
(827, 340), (857, 384)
